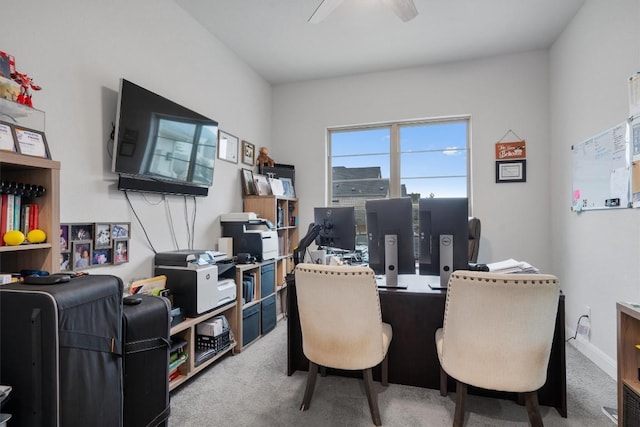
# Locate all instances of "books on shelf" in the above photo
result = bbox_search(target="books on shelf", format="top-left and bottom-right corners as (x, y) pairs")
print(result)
(0, 193), (39, 245)
(486, 258), (539, 274)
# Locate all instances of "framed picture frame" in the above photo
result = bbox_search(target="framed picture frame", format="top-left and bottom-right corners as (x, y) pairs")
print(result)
(281, 177), (295, 197)
(218, 130), (239, 163)
(59, 224), (69, 252)
(111, 223), (130, 239)
(253, 173), (272, 196)
(92, 248), (112, 265)
(114, 239), (129, 264)
(72, 241), (93, 270)
(0, 121), (17, 152)
(95, 223), (111, 248)
(59, 252), (71, 271)
(13, 125), (51, 159)
(269, 177), (285, 196)
(241, 168), (257, 196)
(71, 224), (93, 241)
(496, 159), (526, 183)
(242, 140), (255, 166)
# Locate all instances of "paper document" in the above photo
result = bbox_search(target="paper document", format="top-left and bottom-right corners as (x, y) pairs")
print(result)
(486, 259), (539, 274)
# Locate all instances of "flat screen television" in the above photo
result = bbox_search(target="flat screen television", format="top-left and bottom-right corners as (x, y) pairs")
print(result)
(418, 197), (469, 289)
(365, 197), (415, 287)
(313, 207), (356, 251)
(112, 79), (219, 196)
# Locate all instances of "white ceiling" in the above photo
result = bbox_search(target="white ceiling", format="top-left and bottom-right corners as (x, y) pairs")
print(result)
(175, 0), (585, 85)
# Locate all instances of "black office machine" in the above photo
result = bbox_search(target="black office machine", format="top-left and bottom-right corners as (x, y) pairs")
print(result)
(220, 212), (278, 261)
(154, 250), (236, 317)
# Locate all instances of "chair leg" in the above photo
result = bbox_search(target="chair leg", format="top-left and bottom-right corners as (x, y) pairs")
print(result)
(453, 381), (467, 427)
(320, 365), (327, 377)
(381, 353), (389, 387)
(523, 391), (543, 427)
(440, 366), (448, 396)
(363, 368), (382, 426)
(300, 361), (319, 411)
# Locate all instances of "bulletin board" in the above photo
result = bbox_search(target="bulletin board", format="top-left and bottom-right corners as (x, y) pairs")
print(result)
(571, 121), (630, 211)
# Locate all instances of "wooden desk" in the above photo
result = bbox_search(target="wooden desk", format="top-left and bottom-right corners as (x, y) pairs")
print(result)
(287, 274), (567, 417)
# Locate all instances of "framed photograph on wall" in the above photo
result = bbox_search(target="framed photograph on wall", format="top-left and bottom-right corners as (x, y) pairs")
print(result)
(242, 140), (255, 166)
(95, 223), (111, 248)
(0, 121), (17, 152)
(71, 224), (93, 241)
(92, 248), (112, 265)
(72, 241), (93, 270)
(114, 239), (129, 264)
(241, 168), (257, 196)
(218, 130), (239, 163)
(111, 223), (129, 239)
(60, 252), (71, 271)
(496, 159), (526, 183)
(60, 224), (69, 252)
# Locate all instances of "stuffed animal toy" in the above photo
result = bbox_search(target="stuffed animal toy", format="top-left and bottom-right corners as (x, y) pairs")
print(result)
(256, 146), (275, 167)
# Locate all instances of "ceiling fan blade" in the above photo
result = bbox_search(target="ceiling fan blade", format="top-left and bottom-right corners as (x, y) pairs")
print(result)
(383, 0), (418, 22)
(308, 0), (345, 24)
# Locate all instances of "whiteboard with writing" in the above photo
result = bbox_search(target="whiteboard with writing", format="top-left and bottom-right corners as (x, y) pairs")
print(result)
(571, 121), (630, 211)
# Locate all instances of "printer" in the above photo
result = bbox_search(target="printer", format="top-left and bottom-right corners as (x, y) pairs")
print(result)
(220, 212), (278, 261)
(154, 250), (236, 317)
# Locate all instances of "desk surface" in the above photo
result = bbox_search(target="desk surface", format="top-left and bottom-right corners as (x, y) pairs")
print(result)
(287, 273), (567, 418)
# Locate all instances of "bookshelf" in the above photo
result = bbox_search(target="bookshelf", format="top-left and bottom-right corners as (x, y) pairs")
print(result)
(617, 302), (640, 425)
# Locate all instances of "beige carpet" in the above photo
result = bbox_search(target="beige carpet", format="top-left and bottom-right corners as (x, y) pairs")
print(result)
(169, 320), (616, 426)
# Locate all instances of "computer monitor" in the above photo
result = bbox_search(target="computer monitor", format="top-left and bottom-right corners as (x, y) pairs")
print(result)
(313, 207), (356, 251)
(365, 197), (415, 287)
(418, 197), (469, 289)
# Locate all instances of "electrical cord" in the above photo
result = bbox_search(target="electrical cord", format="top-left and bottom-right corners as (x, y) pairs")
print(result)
(164, 196), (179, 250)
(566, 314), (589, 342)
(124, 191), (158, 254)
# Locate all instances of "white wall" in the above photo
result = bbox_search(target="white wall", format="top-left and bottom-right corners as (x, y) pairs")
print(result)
(550, 0), (640, 378)
(0, 0), (271, 284)
(273, 50), (553, 272)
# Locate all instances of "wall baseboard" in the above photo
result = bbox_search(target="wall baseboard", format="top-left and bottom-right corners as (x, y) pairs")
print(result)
(566, 327), (616, 380)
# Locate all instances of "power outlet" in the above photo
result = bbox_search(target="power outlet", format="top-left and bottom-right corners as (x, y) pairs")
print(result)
(586, 305), (591, 319)
(578, 315), (591, 340)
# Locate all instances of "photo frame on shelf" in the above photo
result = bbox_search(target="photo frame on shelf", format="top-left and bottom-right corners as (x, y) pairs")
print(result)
(0, 121), (17, 152)
(281, 177), (295, 197)
(72, 241), (93, 270)
(13, 125), (51, 159)
(218, 130), (239, 163)
(241, 168), (257, 196)
(269, 177), (285, 196)
(253, 173), (272, 196)
(94, 223), (111, 248)
(242, 140), (255, 166)
(496, 159), (526, 183)
(114, 239), (129, 264)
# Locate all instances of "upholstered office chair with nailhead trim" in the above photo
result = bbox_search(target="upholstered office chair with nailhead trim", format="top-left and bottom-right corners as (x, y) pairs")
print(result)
(294, 263), (392, 426)
(435, 271), (559, 427)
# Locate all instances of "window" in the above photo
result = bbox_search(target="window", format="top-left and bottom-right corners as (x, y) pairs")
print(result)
(327, 117), (470, 252)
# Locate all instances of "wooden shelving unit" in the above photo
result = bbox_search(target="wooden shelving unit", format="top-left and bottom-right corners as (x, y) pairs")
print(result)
(169, 300), (238, 391)
(0, 150), (60, 274)
(617, 302), (640, 425)
(243, 195), (298, 320)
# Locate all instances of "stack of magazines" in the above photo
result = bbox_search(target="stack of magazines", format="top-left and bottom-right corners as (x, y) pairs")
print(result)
(486, 258), (539, 274)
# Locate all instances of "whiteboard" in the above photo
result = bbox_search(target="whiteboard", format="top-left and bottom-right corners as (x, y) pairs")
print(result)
(571, 121), (630, 211)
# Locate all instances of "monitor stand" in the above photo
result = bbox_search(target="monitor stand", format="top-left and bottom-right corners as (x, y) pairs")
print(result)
(376, 235), (408, 289)
(428, 234), (453, 291)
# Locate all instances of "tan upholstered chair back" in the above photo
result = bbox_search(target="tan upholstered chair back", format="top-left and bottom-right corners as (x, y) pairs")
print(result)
(294, 263), (386, 370)
(439, 271), (559, 392)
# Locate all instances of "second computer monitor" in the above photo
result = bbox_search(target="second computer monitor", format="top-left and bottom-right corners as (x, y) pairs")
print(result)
(313, 207), (356, 251)
(418, 197), (469, 287)
(365, 197), (415, 282)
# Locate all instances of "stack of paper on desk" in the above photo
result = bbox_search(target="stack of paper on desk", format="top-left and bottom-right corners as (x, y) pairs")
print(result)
(486, 258), (539, 274)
